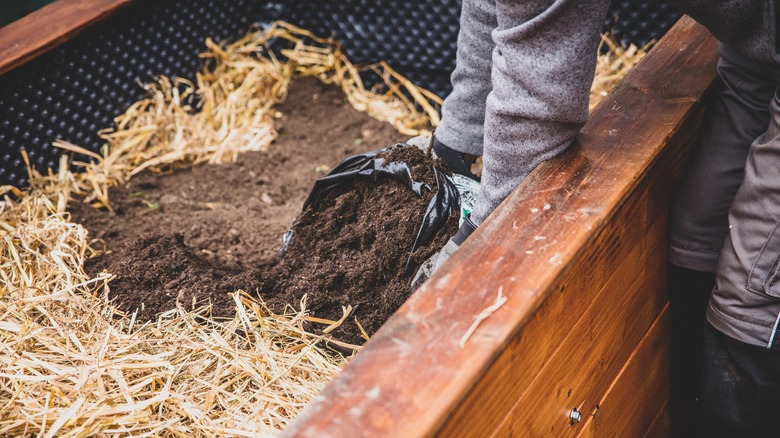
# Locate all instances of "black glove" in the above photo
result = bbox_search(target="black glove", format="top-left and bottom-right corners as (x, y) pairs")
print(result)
(406, 135), (479, 181)
(432, 137), (479, 181)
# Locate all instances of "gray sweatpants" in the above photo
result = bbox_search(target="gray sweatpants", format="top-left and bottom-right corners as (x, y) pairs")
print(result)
(435, 0), (610, 224)
(669, 44), (780, 349)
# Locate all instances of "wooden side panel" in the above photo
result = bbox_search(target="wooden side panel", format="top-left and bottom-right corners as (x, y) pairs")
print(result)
(448, 73), (705, 436)
(284, 17), (719, 438)
(577, 305), (673, 438)
(448, 100), (701, 437)
(483, 188), (668, 437)
(0, 0), (132, 77)
(440, 163), (667, 436)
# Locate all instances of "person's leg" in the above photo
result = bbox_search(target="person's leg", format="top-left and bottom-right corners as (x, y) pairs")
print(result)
(668, 266), (714, 437)
(667, 44), (777, 436)
(702, 73), (780, 435)
(472, 0), (610, 224)
(435, 0), (497, 157)
(699, 322), (780, 437)
(670, 44), (776, 273)
(707, 81), (780, 347)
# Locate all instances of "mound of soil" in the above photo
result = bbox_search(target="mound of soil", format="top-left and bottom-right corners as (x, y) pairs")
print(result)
(72, 78), (402, 270)
(262, 146), (458, 341)
(72, 78), (456, 344)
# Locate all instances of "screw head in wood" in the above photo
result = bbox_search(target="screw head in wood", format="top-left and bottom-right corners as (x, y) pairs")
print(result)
(569, 408), (582, 425)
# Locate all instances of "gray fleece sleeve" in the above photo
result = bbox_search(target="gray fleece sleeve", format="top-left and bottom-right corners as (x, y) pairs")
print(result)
(436, 0), (611, 225)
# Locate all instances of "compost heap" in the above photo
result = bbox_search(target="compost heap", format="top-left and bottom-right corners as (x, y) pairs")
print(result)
(84, 144), (458, 345)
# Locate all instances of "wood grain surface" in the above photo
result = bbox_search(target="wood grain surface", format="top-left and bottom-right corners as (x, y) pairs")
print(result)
(577, 305), (673, 437)
(0, 0), (132, 77)
(284, 15), (719, 438)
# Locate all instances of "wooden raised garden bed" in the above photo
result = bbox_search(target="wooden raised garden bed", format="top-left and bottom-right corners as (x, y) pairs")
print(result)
(1, 2), (719, 435)
(285, 16), (719, 437)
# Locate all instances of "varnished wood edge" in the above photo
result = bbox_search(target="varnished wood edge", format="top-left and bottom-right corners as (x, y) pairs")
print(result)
(430, 17), (718, 435)
(0, 0), (133, 77)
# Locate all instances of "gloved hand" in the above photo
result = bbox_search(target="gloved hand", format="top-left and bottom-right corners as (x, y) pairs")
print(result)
(406, 135), (482, 290)
(411, 203), (478, 290)
(407, 134), (481, 218)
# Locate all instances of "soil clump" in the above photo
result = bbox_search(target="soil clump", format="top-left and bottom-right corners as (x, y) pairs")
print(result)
(71, 78), (456, 344)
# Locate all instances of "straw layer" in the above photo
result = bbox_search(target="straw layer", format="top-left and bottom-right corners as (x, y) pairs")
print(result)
(1, 180), (344, 436)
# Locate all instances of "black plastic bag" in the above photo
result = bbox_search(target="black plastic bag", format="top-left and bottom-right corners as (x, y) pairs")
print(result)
(284, 144), (460, 273)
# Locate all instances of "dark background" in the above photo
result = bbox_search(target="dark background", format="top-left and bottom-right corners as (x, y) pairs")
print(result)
(0, 0), (55, 27)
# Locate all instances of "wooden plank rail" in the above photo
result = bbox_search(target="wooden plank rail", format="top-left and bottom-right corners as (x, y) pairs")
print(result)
(284, 16), (719, 437)
(0, 0), (132, 77)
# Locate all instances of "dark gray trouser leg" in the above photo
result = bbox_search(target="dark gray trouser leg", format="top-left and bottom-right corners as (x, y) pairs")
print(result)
(706, 44), (780, 348)
(699, 322), (780, 438)
(708, 81), (780, 347)
(669, 44), (775, 273)
(667, 44), (776, 436)
(700, 43), (780, 438)
(435, 0), (610, 225)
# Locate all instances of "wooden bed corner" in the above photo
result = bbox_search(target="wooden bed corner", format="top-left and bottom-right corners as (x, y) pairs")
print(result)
(284, 16), (720, 437)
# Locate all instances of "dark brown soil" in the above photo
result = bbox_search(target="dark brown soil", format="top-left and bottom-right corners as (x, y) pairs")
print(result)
(87, 233), (263, 320)
(70, 77), (456, 344)
(262, 146), (457, 341)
